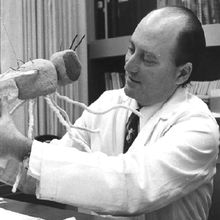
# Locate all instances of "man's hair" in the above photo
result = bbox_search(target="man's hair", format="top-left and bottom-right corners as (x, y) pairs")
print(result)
(164, 6), (206, 86)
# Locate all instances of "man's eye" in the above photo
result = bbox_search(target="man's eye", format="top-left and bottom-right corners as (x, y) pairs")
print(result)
(143, 54), (157, 66)
(127, 46), (135, 54)
(143, 59), (156, 64)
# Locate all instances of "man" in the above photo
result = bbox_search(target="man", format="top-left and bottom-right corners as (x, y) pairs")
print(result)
(0, 6), (219, 220)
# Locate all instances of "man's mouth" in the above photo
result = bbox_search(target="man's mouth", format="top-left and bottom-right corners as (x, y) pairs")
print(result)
(127, 75), (140, 84)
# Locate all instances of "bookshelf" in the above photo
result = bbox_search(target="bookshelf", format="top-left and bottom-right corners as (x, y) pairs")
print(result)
(87, 1), (220, 104)
(89, 24), (220, 58)
(88, 24), (220, 103)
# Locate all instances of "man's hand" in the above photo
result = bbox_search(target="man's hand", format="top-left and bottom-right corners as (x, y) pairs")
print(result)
(0, 97), (32, 161)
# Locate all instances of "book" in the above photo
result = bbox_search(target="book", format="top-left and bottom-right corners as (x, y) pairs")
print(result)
(167, 0), (181, 6)
(158, 0), (218, 25)
(104, 72), (113, 90)
(117, 0), (135, 36)
(94, 0), (106, 39)
(107, 0), (118, 38)
(157, 0), (167, 8)
(107, 0), (156, 38)
(188, 80), (220, 99)
(104, 72), (125, 90)
(119, 72), (125, 88)
(187, 0), (198, 18)
(111, 72), (121, 89)
(202, 0), (211, 24)
(136, 0), (157, 22)
(209, 0), (220, 24)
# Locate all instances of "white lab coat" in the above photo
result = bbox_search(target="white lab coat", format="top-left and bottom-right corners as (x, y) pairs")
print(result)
(29, 87), (219, 220)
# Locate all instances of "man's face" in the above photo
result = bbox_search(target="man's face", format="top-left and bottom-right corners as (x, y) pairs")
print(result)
(124, 15), (182, 106)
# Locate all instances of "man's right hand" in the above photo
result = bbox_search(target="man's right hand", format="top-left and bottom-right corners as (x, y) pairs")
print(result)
(0, 97), (32, 161)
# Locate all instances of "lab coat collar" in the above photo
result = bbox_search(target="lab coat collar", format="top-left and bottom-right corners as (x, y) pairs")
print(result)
(120, 87), (188, 121)
(158, 87), (188, 120)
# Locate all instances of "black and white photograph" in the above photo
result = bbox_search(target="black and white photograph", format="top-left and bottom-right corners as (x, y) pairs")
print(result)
(0, 0), (220, 219)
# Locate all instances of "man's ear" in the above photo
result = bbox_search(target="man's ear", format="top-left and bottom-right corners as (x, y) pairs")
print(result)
(176, 62), (192, 85)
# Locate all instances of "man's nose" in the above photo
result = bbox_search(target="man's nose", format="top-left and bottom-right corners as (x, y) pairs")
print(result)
(124, 54), (139, 73)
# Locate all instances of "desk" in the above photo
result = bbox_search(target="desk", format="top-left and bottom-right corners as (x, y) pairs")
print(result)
(0, 198), (123, 220)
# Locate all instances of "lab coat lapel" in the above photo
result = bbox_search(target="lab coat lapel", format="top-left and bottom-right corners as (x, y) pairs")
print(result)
(93, 90), (138, 155)
(131, 87), (187, 148)
(113, 93), (138, 154)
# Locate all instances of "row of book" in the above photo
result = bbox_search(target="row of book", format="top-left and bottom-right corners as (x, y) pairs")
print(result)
(104, 76), (220, 112)
(95, 0), (156, 39)
(158, 0), (220, 25)
(95, 0), (220, 39)
(188, 80), (220, 114)
(188, 80), (220, 98)
(104, 75), (220, 98)
(104, 71), (125, 90)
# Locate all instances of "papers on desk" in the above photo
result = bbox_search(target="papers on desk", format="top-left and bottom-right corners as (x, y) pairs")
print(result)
(63, 217), (76, 220)
(0, 207), (44, 219)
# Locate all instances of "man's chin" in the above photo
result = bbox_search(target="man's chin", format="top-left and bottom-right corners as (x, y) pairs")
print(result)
(124, 86), (135, 98)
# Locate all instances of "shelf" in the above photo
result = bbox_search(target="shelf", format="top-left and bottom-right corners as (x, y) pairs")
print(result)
(89, 36), (130, 59)
(89, 24), (220, 59)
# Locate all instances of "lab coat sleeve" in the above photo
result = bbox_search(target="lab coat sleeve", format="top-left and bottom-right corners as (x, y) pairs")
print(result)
(29, 112), (219, 216)
(49, 89), (125, 152)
